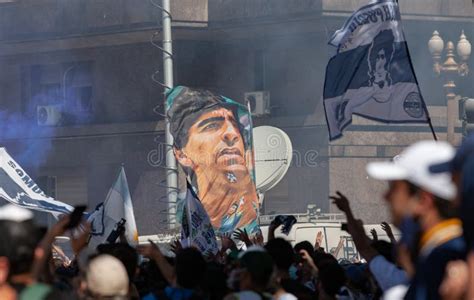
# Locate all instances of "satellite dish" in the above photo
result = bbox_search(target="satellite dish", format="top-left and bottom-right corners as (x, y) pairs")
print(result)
(253, 126), (293, 193)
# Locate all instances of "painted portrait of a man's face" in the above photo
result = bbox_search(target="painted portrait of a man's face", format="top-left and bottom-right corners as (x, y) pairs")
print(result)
(167, 86), (259, 235)
(368, 30), (395, 88)
(375, 49), (387, 82)
(367, 29), (395, 103)
(179, 108), (247, 179)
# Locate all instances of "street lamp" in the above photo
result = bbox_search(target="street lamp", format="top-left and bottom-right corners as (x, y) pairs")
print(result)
(428, 30), (471, 144)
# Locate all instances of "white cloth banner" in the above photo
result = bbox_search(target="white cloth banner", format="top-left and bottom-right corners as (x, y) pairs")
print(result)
(0, 147), (73, 214)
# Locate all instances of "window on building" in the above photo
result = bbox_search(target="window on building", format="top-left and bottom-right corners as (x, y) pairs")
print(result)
(23, 61), (94, 125)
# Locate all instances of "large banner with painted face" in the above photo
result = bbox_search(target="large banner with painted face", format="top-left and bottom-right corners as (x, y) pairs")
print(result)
(167, 86), (259, 235)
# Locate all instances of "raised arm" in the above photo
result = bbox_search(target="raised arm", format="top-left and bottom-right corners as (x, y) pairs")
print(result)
(138, 240), (176, 286)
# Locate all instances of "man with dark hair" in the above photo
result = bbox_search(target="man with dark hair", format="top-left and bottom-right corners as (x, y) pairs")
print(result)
(139, 244), (206, 300)
(318, 262), (347, 300)
(167, 86), (258, 234)
(175, 247), (206, 291)
(224, 248), (274, 300)
(264, 238), (295, 275)
(367, 141), (466, 300)
(265, 238), (315, 299)
(0, 204), (77, 300)
(294, 241), (314, 257)
(0, 205), (43, 293)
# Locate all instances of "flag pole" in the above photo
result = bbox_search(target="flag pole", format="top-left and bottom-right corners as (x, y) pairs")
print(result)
(426, 114), (438, 141)
(162, 0), (178, 229)
(246, 100), (261, 224)
(396, 0), (438, 141)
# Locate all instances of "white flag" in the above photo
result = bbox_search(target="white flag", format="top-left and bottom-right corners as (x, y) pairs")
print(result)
(88, 166), (138, 248)
(0, 147), (73, 214)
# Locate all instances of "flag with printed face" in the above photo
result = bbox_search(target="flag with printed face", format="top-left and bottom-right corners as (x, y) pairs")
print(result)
(180, 181), (219, 255)
(88, 166), (138, 248)
(323, 0), (429, 140)
(167, 86), (260, 235)
(0, 147), (73, 215)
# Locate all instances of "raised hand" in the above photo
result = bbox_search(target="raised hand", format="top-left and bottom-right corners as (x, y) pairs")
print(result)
(137, 240), (162, 260)
(70, 221), (92, 255)
(203, 249), (219, 262)
(300, 249), (318, 274)
(332, 236), (345, 258)
(233, 228), (252, 247)
(170, 239), (183, 255)
(370, 228), (378, 241)
(32, 214), (72, 280)
(345, 219), (378, 262)
(138, 240), (175, 285)
(220, 232), (237, 251)
(251, 230), (264, 246)
(50, 215), (71, 238)
(330, 191), (352, 216)
(268, 217), (281, 241)
(381, 222), (396, 243)
(315, 231), (324, 249)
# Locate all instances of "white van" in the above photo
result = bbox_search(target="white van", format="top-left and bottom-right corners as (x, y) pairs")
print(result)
(260, 221), (399, 261)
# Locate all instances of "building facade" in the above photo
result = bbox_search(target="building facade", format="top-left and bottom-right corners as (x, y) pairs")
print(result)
(0, 0), (472, 234)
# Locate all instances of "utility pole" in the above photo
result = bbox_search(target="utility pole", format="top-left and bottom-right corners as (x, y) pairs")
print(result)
(162, 0), (178, 228)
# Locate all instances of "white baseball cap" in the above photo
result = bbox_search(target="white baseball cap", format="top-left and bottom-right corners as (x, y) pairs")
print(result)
(366, 141), (456, 200)
(86, 254), (129, 297)
(0, 204), (33, 222)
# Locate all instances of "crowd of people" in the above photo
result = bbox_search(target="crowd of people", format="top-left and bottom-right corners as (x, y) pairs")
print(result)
(1, 136), (474, 300)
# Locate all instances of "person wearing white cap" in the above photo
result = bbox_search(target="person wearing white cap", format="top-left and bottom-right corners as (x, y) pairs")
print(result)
(85, 254), (129, 299)
(366, 141), (466, 300)
(367, 140), (457, 227)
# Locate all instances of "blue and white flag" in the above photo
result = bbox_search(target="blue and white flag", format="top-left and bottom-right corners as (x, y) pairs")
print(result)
(88, 166), (138, 249)
(0, 147), (73, 215)
(180, 181), (219, 255)
(323, 0), (429, 140)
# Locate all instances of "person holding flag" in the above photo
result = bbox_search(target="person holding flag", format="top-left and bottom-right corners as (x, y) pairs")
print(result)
(323, 0), (435, 140)
(88, 166), (139, 249)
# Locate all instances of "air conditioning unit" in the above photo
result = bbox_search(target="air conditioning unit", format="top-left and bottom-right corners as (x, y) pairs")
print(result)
(244, 91), (270, 116)
(37, 105), (62, 126)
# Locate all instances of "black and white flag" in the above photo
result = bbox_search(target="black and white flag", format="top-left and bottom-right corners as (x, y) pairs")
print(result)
(180, 181), (219, 255)
(323, 0), (429, 140)
(0, 148), (73, 215)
